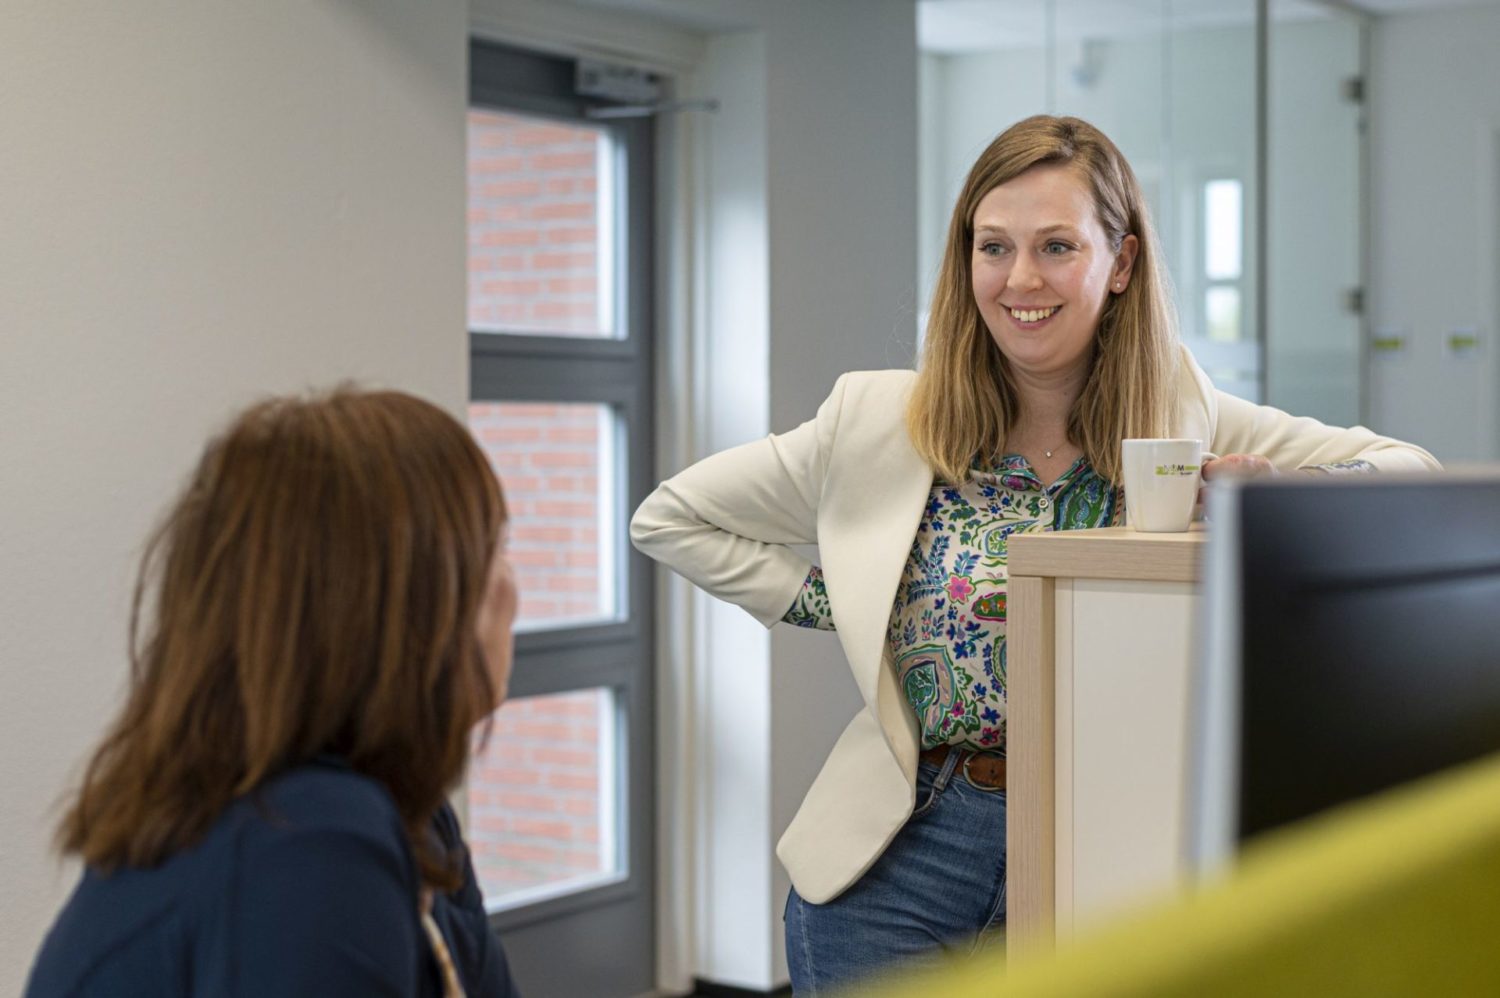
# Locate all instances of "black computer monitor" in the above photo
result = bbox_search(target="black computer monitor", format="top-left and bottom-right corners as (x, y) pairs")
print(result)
(1188, 472), (1500, 872)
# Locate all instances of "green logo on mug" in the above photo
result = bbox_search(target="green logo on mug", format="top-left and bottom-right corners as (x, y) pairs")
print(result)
(1154, 463), (1195, 476)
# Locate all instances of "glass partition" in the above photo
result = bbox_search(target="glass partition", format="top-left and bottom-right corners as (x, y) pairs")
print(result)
(1266, 0), (1365, 426)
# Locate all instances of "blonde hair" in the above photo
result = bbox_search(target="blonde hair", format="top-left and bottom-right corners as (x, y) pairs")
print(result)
(907, 115), (1179, 485)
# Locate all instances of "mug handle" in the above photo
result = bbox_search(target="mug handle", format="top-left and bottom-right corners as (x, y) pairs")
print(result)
(1193, 452), (1219, 521)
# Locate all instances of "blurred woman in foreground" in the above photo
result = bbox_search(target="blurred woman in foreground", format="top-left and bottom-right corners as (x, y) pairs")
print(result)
(27, 389), (520, 997)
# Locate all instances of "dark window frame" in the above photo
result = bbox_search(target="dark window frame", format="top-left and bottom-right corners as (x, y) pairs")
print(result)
(466, 38), (656, 953)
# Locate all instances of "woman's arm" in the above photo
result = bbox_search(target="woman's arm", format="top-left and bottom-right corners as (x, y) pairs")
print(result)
(1178, 349), (1440, 473)
(630, 375), (851, 628)
(1209, 389), (1441, 473)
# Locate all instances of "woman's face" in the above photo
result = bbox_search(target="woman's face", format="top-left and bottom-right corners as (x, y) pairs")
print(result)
(970, 164), (1137, 382)
(475, 529), (519, 707)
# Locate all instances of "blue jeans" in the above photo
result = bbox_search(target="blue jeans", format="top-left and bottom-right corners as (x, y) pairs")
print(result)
(783, 750), (1007, 996)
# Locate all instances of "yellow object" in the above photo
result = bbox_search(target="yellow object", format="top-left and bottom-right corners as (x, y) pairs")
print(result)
(860, 751), (1500, 997)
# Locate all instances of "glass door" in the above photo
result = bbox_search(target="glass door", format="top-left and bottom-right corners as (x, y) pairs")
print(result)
(1266, 0), (1366, 425)
(465, 38), (655, 998)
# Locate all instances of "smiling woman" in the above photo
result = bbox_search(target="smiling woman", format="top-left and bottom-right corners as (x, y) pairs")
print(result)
(912, 116), (1176, 490)
(970, 165), (1137, 402)
(629, 114), (1440, 996)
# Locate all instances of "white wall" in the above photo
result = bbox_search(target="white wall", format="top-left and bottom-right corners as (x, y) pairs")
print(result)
(686, 3), (920, 988)
(0, 1), (467, 990)
(691, 27), (781, 987)
(762, 2), (919, 983)
(1369, 3), (1500, 462)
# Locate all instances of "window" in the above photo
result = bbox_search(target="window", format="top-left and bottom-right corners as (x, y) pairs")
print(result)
(467, 687), (620, 906)
(463, 38), (655, 995)
(1203, 178), (1245, 343)
(467, 110), (618, 339)
(469, 401), (621, 630)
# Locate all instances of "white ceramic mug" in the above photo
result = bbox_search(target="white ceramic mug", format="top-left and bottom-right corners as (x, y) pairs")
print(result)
(1122, 438), (1204, 532)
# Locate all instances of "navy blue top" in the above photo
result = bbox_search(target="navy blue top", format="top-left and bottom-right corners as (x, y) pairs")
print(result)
(25, 759), (519, 997)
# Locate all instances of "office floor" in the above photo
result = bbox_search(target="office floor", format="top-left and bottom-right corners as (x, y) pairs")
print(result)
(686, 984), (791, 998)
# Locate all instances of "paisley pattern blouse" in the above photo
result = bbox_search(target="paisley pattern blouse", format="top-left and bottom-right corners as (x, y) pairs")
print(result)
(785, 455), (1119, 753)
(783, 453), (1379, 754)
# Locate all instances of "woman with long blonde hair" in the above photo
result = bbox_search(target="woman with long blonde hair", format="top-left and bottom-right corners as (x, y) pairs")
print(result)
(27, 389), (521, 997)
(632, 115), (1438, 994)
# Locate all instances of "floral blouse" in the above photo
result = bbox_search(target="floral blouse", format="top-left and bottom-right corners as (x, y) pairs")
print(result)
(782, 453), (1380, 754)
(784, 455), (1120, 754)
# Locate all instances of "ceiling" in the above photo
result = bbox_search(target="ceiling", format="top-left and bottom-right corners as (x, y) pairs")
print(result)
(918, 0), (1500, 53)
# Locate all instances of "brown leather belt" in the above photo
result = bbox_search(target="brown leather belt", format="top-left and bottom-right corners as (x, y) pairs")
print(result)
(920, 744), (1007, 791)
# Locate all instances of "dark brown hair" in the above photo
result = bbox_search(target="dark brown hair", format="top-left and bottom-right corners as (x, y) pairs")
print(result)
(908, 114), (1179, 484)
(58, 388), (505, 891)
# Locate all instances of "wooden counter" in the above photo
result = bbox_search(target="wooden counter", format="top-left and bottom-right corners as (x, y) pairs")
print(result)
(1007, 525), (1208, 951)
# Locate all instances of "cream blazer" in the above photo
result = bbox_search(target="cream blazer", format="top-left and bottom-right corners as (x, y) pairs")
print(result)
(629, 348), (1440, 903)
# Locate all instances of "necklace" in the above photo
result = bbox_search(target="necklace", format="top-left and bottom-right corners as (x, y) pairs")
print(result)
(1002, 436), (1068, 462)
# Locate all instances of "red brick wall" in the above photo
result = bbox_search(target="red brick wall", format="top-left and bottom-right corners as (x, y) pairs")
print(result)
(468, 401), (605, 625)
(467, 689), (608, 897)
(468, 109), (605, 337)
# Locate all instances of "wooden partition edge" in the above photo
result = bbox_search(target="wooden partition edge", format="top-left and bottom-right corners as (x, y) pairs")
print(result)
(1007, 574), (1056, 954)
(1008, 527), (1204, 583)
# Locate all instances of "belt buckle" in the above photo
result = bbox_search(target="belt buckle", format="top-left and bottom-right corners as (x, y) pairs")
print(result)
(962, 751), (1005, 793)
